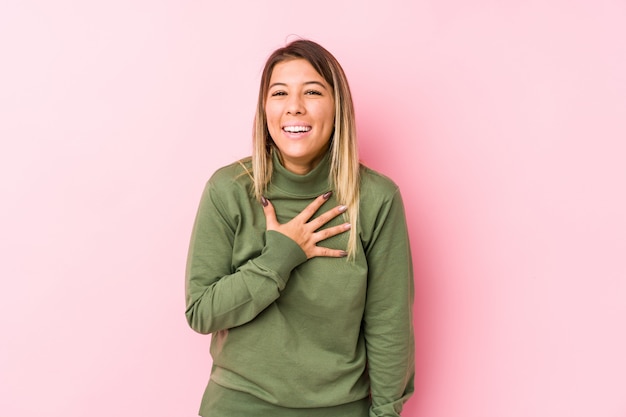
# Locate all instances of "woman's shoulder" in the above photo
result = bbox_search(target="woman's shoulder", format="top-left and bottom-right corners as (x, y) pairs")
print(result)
(357, 164), (406, 237)
(359, 163), (400, 198)
(207, 157), (254, 190)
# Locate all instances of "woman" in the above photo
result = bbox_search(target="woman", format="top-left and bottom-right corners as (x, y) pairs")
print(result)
(185, 39), (414, 417)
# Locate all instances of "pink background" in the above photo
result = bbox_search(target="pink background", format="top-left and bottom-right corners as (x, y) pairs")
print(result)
(1, 1), (625, 416)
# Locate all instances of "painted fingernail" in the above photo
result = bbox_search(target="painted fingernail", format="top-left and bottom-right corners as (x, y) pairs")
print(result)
(339, 250), (348, 257)
(344, 223), (351, 230)
(338, 205), (347, 213)
(261, 196), (269, 207)
(322, 191), (333, 200)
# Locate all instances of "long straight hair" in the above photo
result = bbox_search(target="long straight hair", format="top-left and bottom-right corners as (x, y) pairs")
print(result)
(251, 39), (360, 259)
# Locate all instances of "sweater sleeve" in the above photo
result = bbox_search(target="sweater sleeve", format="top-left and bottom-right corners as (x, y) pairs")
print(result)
(185, 179), (307, 335)
(363, 188), (415, 417)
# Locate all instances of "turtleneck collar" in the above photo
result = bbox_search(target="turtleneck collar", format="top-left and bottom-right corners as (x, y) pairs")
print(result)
(268, 150), (332, 197)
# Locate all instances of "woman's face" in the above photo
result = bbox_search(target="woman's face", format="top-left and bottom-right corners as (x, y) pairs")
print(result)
(265, 58), (335, 175)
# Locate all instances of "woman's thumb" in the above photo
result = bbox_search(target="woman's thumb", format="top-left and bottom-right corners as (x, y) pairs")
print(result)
(260, 196), (278, 229)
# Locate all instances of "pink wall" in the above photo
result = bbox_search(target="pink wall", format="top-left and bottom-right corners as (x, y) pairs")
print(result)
(1, 1), (625, 416)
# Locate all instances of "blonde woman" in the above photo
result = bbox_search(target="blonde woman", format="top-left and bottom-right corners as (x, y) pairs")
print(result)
(186, 39), (414, 417)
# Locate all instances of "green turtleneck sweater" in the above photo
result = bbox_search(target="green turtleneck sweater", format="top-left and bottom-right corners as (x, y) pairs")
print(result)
(185, 152), (414, 416)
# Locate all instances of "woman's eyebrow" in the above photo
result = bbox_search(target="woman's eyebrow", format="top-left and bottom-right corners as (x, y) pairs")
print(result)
(304, 81), (328, 90)
(269, 81), (328, 90)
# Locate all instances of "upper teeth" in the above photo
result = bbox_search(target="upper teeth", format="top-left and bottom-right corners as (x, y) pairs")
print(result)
(284, 126), (311, 133)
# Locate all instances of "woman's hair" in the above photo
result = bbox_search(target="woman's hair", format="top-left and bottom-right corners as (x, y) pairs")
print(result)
(251, 39), (360, 259)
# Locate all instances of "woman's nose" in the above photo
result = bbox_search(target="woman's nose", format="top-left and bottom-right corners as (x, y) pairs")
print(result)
(286, 95), (305, 115)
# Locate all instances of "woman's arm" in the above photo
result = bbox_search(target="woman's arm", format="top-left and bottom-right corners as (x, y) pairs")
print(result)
(185, 179), (350, 335)
(363, 188), (415, 417)
(185, 179), (307, 335)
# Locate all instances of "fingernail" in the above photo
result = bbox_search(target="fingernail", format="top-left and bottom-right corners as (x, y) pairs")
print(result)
(339, 250), (348, 257)
(322, 191), (333, 200)
(338, 205), (347, 213)
(344, 223), (351, 230)
(261, 196), (268, 207)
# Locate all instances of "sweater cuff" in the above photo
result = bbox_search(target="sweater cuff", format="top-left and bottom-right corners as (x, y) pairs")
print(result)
(255, 230), (307, 290)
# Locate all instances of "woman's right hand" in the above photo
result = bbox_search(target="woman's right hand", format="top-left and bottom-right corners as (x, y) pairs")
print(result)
(261, 191), (351, 259)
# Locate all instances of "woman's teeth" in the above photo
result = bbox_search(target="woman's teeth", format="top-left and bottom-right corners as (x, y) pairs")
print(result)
(283, 126), (312, 133)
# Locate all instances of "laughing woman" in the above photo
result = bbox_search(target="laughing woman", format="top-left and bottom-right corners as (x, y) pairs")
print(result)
(185, 39), (415, 417)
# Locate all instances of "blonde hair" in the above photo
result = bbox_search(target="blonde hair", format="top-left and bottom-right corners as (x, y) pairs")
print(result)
(249, 39), (360, 259)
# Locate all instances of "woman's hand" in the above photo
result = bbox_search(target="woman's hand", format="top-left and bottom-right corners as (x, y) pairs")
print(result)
(261, 191), (351, 259)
